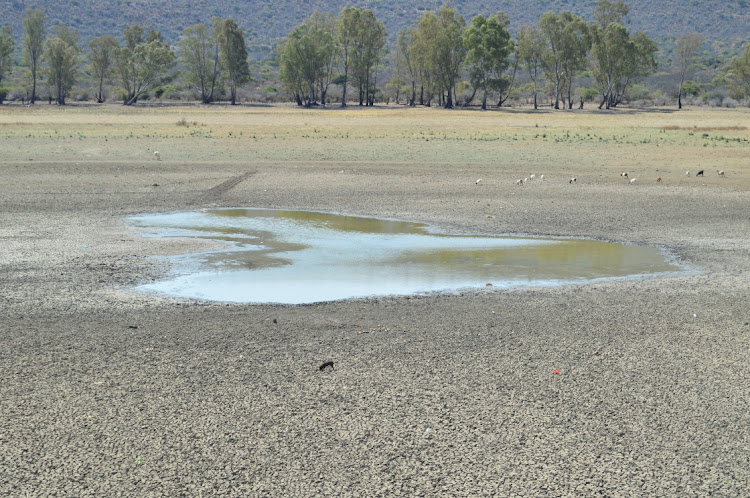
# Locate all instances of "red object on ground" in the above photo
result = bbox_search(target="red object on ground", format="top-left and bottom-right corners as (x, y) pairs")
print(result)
(553, 370), (561, 374)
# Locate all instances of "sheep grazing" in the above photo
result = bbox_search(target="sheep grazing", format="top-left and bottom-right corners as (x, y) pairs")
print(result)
(657, 177), (662, 182)
(697, 169), (704, 176)
(685, 171), (690, 177)
(717, 170), (725, 177)
(629, 178), (637, 185)
(530, 174), (536, 181)
(524, 177), (529, 183)
(476, 178), (482, 185)
(540, 174), (545, 181)
(569, 177), (577, 184)
(516, 179), (523, 186)
(621, 172), (628, 178)
(154, 151), (161, 160)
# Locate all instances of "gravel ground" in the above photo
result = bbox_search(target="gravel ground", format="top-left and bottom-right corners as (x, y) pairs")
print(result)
(1, 154), (749, 496)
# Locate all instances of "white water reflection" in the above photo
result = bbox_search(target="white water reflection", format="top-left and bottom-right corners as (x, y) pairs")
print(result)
(129, 209), (679, 304)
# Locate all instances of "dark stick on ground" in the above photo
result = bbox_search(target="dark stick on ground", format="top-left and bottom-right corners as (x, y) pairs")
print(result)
(319, 361), (334, 371)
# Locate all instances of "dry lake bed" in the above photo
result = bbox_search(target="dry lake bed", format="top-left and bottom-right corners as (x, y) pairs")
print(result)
(1, 104), (749, 495)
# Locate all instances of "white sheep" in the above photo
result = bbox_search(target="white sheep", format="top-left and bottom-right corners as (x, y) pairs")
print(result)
(524, 177), (529, 183)
(569, 177), (577, 184)
(476, 178), (482, 184)
(540, 174), (545, 181)
(530, 174), (536, 181)
(685, 170), (690, 177)
(154, 151), (161, 160)
(516, 179), (523, 186)
(717, 170), (725, 177)
(629, 178), (637, 185)
(621, 172), (628, 178)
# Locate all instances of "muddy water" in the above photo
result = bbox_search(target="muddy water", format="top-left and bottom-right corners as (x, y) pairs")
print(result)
(129, 209), (680, 304)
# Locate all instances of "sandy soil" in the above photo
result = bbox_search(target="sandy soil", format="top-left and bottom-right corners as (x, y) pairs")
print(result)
(1, 104), (749, 496)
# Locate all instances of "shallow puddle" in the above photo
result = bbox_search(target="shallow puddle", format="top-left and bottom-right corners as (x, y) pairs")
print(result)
(129, 209), (680, 304)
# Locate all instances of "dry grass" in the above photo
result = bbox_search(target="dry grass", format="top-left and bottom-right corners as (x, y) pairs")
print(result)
(0, 103), (748, 186)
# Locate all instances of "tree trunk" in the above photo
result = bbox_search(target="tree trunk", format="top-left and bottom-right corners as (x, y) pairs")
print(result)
(678, 92), (682, 109)
(411, 80), (416, 106)
(419, 85), (424, 106)
(30, 68), (37, 104)
(481, 83), (487, 110)
(554, 84), (560, 109)
(97, 75), (105, 103)
(341, 66), (348, 107)
(462, 86), (478, 107)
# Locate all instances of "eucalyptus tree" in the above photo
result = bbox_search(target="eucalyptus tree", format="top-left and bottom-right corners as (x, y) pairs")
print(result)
(729, 44), (750, 98)
(23, 8), (45, 103)
(351, 9), (386, 106)
(44, 24), (80, 105)
(217, 18), (250, 105)
(674, 33), (705, 109)
(539, 11), (590, 109)
(591, 24), (657, 108)
(0, 26), (13, 103)
(277, 38), (306, 105)
(394, 29), (418, 105)
(463, 13), (513, 109)
(411, 6), (466, 108)
(410, 13), (440, 106)
(88, 35), (119, 102)
(516, 25), (545, 109)
(388, 30), (409, 104)
(336, 6), (360, 106)
(592, 0), (629, 29)
(116, 26), (175, 105)
(278, 12), (337, 106)
(179, 20), (221, 104)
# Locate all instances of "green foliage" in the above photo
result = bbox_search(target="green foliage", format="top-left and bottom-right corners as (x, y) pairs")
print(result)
(0, 26), (14, 93)
(411, 6), (467, 108)
(580, 87), (600, 101)
(682, 80), (700, 95)
(44, 24), (80, 105)
(517, 24), (546, 108)
(218, 18), (251, 105)
(88, 35), (119, 102)
(116, 25), (176, 105)
(463, 13), (514, 109)
(590, 10), (658, 109)
(728, 44), (750, 98)
(22, 8), (45, 102)
(350, 10), (387, 106)
(277, 11), (338, 105)
(675, 32), (705, 107)
(539, 11), (590, 108)
(179, 20), (221, 103)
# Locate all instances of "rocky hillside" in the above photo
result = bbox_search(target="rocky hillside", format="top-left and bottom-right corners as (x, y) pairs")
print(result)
(2, 0), (748, 52)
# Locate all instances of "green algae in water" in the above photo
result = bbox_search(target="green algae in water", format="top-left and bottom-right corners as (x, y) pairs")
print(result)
(129, 208), (680, 304)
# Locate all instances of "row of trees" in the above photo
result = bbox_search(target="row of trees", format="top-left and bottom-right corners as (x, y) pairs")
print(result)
(277, 9), (387, 106)
(277, 1), (750, 110)
(278, 1), (660, 110)
(1, 2), (749, 107)
(0, 9), (250, 105)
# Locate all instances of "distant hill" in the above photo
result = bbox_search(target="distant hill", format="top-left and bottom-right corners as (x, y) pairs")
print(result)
(3, 0), (749, 56)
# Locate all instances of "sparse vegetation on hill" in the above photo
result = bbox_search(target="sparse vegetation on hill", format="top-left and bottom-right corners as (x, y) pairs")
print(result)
(2, 0), (748, 50)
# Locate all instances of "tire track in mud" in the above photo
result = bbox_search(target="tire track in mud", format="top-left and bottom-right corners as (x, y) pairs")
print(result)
(201, 171), (256, 200)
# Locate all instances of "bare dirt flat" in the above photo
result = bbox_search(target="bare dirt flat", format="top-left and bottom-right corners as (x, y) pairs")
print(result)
(1, 103), (749, 496)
